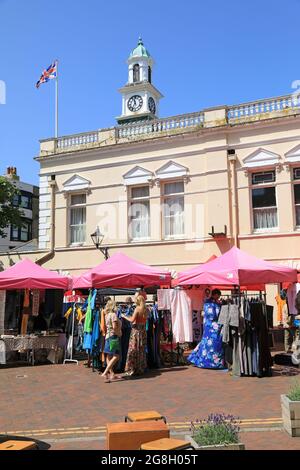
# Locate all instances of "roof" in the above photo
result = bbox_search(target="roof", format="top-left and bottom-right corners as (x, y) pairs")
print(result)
(129, 37), (151, 59)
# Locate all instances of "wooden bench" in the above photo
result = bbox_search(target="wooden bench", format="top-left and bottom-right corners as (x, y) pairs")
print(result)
(141, 437), (194, 450)
(106, 421), (169, 450)
(0, 440), (37, 450)
(125, 410), (167, 424)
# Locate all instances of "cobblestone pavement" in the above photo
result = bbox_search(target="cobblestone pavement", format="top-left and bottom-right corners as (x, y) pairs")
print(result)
(1, 361), (300, 450)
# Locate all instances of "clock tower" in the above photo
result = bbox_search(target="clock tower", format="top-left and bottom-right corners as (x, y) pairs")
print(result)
(117, 37), (163, 125)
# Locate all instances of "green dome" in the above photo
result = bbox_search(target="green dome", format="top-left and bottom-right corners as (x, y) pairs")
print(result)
(129, 37), (151, 59)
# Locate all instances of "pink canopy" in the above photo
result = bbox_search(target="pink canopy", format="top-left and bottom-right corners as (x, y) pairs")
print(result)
(73, 252), (171, 289)
(0, 258), (70, 290)
(177, 246), (298, 286)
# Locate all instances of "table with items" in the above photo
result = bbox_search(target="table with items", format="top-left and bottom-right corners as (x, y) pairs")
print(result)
(0, 334), (65, 365)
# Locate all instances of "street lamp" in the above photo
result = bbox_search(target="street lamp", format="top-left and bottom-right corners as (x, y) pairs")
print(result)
(90, 227), (109, 260)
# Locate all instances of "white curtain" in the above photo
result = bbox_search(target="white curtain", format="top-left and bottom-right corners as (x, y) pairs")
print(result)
(164, 196), (184, 236)
(129, 201), (150, 239)
(70, 207), (86, 243)
(253, 207), (277, 229)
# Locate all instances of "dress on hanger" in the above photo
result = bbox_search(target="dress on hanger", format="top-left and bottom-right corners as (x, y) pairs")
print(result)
(188, 298), (225, 369)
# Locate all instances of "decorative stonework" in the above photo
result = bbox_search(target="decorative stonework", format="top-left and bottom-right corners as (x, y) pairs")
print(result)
(123, 166), (154, 186)
(155, 161), (189, 180)
(62, 174), (91, 192)
(243, 148), (281, 169)
(285, 144), (300, 164)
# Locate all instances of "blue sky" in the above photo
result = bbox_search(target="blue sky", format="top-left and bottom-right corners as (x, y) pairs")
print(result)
(1, 0), (300, 185)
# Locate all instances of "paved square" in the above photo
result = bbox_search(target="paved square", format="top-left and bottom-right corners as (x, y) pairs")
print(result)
(1, 362), (300, 450)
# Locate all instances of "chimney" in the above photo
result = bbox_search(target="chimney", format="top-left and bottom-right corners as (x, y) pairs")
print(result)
(5, 166), (19, 181)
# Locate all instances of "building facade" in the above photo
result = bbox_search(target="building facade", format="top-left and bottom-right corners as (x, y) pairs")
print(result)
(0, 167), (39, 253)
(1, 39), (300, 319)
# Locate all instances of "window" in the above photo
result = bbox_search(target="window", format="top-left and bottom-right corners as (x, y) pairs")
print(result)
(252, 187), (278, 230)
(293, 169), (300, 226)
(69, 194), (86, 244)
(12, 191), (32, 209)
(133, 64), (140, 83)
(10, 219), (32, 242)
(163, 181), (184, 238)
(148, 66), (152, 83)
(129, 186), (150, 240)
(252, 171), (275, 185)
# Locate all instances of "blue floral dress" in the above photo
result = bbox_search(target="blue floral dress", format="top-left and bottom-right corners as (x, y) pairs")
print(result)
(188, 299), (225, 369)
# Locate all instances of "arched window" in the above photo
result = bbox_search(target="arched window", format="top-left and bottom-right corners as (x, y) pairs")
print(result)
(133, 64), (140, 82)
(148, 66), (152, 83)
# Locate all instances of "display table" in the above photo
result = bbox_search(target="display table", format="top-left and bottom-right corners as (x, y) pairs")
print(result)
(0, 334), (65, 365)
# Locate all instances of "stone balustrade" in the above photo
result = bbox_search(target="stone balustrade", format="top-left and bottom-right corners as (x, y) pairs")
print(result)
(57, 131), (99, 149)
(227, 93), (300, 122)
(39, 93), (300, 156)
(117, 111), (204, 139)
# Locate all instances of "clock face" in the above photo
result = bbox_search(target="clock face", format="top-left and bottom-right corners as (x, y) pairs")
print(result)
(148, 97), (156, 114)
(127, 95), (143, 112)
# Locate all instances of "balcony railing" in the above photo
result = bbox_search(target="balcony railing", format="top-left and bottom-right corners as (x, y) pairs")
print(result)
(57, 131), (99, 149)
(39, 92), (300, 156)
(117, 111), (204, 139)
(227, 93), (300, 122)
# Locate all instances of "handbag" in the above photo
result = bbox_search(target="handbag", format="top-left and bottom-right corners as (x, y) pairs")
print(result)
(109, 338), (119, 352)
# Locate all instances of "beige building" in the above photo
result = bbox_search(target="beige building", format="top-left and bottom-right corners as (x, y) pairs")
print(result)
(1, 39), (300, 320)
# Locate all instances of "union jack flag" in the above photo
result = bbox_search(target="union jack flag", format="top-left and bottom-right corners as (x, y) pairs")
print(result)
(36, 61), (57, 89)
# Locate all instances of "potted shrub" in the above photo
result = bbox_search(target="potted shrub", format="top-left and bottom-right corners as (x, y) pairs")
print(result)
(281, 380), (300, 437)
(186, 413), (245, 450)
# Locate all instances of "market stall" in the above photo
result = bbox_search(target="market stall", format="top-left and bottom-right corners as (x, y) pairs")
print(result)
(0, 259), (70, 365)
(73, 252), (171, 289)
(72, 253), (172, 373)
(174, 247), (298, 377)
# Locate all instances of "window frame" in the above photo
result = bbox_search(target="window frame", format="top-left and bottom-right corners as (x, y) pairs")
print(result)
(293, 168), (300, 229)
(68, 193), (87, 246)
(10, 218), (32, 242)
(128, 185), (151, 242)
(250, 169), (278, 233)
(162, 180), (185, 240)
(12, 190), (33, 210)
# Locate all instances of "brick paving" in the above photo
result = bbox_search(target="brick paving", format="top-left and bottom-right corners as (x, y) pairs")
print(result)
(1, 361), (300, 449)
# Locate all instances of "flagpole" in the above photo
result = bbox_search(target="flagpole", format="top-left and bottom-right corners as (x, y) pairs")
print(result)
(55, 60), (58, 138)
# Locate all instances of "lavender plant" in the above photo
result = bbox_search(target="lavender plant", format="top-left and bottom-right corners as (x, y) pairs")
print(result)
(190, 413), (241, 446)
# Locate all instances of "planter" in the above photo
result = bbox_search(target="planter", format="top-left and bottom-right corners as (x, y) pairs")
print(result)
(186, 435), (245, 450)
(281, 394), (300, 437)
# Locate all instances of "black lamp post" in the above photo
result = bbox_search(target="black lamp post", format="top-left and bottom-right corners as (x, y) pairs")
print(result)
(90, 227), (109, 260)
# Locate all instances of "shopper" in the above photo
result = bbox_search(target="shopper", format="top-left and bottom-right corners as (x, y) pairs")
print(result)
(101, 300), (122, 382)
(122, 294), (148, 376)
(188, 288), (225, 369)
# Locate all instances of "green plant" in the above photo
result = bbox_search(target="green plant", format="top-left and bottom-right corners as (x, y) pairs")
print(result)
(287, 380), (300, 401)
(190, 413), (240, 446)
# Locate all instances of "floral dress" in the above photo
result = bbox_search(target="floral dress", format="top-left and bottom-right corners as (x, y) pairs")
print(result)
(188, 299), (225, 369)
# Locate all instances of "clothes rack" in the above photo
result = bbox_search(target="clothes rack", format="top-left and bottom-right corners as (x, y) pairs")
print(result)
(63, 302), (78, 365)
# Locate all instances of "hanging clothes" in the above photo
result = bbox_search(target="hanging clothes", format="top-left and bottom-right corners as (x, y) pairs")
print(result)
(275, 295), (287, 323)
(84, 289), (97, 334)
(157, 289), (171, 310)
(287, 284), (299, 316)
(188, 299), (225, 369)
(170, 290), (193, 343)
(32, 290), (40, 317)
(117, 304), (134, 372)
(23, 289), (30, 308)
(146, 303), (163, 369)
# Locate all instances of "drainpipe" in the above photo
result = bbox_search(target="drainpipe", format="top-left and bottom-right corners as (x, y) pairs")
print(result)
(228, 151), (239, 247)
(36, 178), (56, 266)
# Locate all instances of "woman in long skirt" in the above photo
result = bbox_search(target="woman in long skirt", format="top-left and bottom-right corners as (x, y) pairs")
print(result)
(122, 295), (148, 376)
